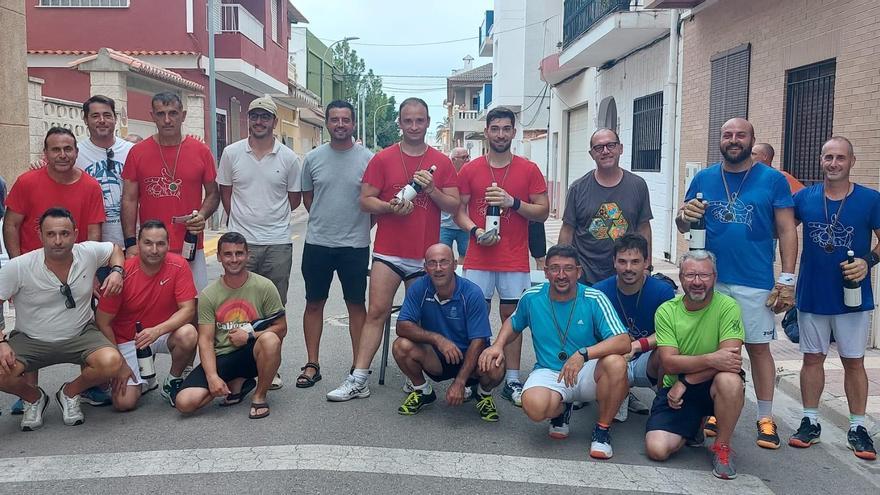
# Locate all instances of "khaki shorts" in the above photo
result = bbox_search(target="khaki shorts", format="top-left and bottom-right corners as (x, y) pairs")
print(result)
(8, 323), (115, 372)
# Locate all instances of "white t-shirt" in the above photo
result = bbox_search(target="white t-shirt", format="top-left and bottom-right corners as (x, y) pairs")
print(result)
(76, 138), (134, 247)
(0, 241), (113, 341)
(217, 138), (302, 245)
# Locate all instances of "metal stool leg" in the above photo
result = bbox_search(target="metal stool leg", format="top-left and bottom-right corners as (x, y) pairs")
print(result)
(379, 315), (391, 385)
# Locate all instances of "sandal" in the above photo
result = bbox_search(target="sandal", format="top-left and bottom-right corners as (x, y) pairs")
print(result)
(295, 362), (322, 388)
(249, 401), (270, 419)
(220, 378), (256, 407)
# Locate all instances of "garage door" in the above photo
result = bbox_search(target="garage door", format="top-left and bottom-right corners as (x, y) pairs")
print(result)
(565, 105), (591, 189)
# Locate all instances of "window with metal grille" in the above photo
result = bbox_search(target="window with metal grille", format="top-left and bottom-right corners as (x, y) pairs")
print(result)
(707, 44), (750, 164)
(783, 59), (836, 186)
(39, 0), (128, 6)
(271, 0), (279, 43)
(632, 92), (663, 172)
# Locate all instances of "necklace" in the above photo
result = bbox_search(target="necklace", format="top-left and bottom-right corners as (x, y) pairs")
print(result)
(398, 143), (428, 180)
(719, 164), (754, 221)
(821, 182), (852, 253)
(157, 136), (184, 193)
(615, 279), (645, 338)
(548, 291), (578, 361)
(487, 157), (512, 189)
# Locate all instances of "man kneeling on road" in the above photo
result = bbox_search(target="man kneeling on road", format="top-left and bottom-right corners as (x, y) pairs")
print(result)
(479, 244), (630, 459)
(393, 244), (504, 421)
(175, 232), (286, 419)
(96, 220), (198, 410)
(0, 207), (126, 430)
(645, 250), (745, 480)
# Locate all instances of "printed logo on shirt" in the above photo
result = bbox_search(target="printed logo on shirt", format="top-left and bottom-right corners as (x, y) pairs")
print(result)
(807, 216), (854, 252)
(709, 198), (753, 229)
(214, 298), (258, 331)
(588, 202), (628, 240)
(145, 167), (183, 199)
(84, 160), (123, 218)
(159, 279), (170, 286)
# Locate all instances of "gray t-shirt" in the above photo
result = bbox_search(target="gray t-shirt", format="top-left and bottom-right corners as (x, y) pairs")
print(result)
(562, 169), (652, 284)
(300, 143), (373, 248)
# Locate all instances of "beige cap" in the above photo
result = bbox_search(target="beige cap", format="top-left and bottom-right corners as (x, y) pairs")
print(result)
(248, 96), (277, 116)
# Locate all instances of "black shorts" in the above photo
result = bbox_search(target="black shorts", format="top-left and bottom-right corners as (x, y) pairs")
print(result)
(179, 341), (258, 390)
(645, 372), (745, 437)
(528, 221), (546, 259)
(301, 243), (369, 303)
(425, 346), (478, 386)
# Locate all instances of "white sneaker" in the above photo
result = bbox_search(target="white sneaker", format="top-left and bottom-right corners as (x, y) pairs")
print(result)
(141, 376), (158, 394)
(614, 394), (629, 423)
(326, 376), (370, 402)
(627, 391), (650, 414)
(55, 384), (84, 426)
(270, 372), (283, 390)
(20, 388), (49, 431)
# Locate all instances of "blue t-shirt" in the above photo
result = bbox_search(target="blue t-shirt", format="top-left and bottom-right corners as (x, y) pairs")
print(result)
(593, 275), (676, 339)
(685, 163), (794, 289)
(398, 274), (491, 352)
(510, 282), (627, 372)
(794, 183), (880, 314)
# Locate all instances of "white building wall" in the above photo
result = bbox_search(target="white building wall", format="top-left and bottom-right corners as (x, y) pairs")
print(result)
(289, 26), (308, 88)
(490, 0), (525, 111)
(519, 0), (562, 133)
(548, 71), (595, 215)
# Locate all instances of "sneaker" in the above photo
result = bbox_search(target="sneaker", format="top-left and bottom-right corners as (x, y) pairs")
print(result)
(703, 416), (718, 437)
(80, 385), (112, 407)
(846, 426), (877, 461)
(756, 417), (781, 449)
(614, 394), (629, 423)
(627, 392), (650, 414)
(549, 402), (573, 439)
(20, 388), (49, 432)
(55, 383), (84, 426)
(397, 389), (436, 415)
(501, 381), (524, 407)
(326, 376), (371, 402)
(685, 423), (705, 448)
(572, 400), (587, 411)
(11, 398), (24, 415)
(402, 378), (415, 394)
(788, 418), (821, 448)
(475, 394), (499, 422)
(710, 442), (737, 479)
(141, 376), (158, 394)
(589, 425), (613, 459)
(160, 376), (184, 407)
(270, 372), (283, 390)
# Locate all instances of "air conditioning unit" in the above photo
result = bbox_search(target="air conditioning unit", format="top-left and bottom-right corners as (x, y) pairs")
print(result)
(684, 162), (703, 192)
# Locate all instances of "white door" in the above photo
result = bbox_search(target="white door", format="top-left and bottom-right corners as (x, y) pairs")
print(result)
(565, 105), (591, 190)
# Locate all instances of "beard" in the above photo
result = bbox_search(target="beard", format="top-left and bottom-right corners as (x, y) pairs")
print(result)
(720, 143), (752, 164)
(489, 140), (511, 153)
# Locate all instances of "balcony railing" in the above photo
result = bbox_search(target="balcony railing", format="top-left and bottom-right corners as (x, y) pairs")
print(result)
(221, 4), (264, 49)
(456, 109), (480, 120)
(563, 0), (632, 48)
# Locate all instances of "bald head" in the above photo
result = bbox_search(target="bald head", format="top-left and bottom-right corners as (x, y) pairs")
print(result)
(425, 243), (453, 260)
(721, 118), (755, 138)
(752, 143), (775, 166)
(822, 136), (855, 158)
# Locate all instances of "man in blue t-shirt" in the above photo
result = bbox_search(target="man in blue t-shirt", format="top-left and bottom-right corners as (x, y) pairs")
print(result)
(594, 233), (675, 422)
(676, 117), (798, 450)
(787, 136), (878, 461)
(479, 244), (630, 460)
(393, 244), (504, 421)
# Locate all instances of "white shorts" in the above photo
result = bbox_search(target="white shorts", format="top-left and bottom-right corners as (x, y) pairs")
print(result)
(716, 282), (775, 344)
(628, 350), (655, 388)
(118, 334), (171, 386)
(463, 269), (530, 304)
(522, 360), (600, 403)
(189, 249), (208, 292)
(798, 311), (871, 358)
(372, 253), (425, 280)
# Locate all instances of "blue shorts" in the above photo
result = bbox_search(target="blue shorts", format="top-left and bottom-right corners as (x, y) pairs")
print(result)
(645, 371), (745, 438)
(425, 346), (478, 386)
(440, 227), (469, 257)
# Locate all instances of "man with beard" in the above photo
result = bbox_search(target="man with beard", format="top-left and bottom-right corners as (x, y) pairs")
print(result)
(298, 100), (373, 388)
(455, 106), (549, 407)
(558, 128), (653, 285)
(645, 250), (745, 480)
(440, 147), (470, 263)
(676, 117), (798, 450)
(326, 98), (459, 401)
(479, 244), (630, 459)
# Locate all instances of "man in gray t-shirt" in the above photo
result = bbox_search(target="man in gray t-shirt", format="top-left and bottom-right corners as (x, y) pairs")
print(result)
(559, 128), (653, 285)
(297, 100), (373, 388)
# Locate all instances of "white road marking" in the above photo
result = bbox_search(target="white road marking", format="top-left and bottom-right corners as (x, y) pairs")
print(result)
(0, 444), (772, 493)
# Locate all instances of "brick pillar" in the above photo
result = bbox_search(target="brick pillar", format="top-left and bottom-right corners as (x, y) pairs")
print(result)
(183, 92), (205, 142)
(0, 0), (29, 182)
(27, 77), (46, 163)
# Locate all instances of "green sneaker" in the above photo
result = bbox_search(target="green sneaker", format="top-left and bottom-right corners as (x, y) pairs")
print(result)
(397, 390), (436, 415)
(475, 394), (499, 422)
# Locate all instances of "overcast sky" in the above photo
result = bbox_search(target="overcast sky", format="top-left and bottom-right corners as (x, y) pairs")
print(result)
(293, 0), (493, 136)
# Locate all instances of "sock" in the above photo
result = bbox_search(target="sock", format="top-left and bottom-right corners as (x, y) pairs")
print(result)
(413, 381), (432, 395)
(803, 408), (819, 426)
(352, 368), (370, 385)
(849, 414), (865, 431)
(505, 369), (520, 384)
(478, 385), (492, 397)
(168, 373), (181, 381)
(756, 399), (773, 421)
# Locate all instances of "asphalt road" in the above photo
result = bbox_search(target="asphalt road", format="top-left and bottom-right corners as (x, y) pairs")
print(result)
(1, 211), (878, 494)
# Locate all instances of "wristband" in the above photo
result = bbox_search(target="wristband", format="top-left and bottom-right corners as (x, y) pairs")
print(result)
(638, 338), (650, 353)
(863, 251), (880, 268)
(470, 226), (479, 238)
(777, 272), (796, 286)
(124, 237), (137, 249)
(677, 373), (692, 387)
(511, 197), (522, 211)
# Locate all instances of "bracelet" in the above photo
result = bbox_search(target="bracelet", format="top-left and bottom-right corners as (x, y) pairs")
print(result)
(470, 226), (479, 238)
(638, 338), (650, 353)
(511, 197), (522, 211)
(124, 237), (137, 249)
(678, 373), (692, 387)
(777, 272), (796, 286)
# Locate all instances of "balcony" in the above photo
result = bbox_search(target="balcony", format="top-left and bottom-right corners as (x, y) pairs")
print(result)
(452, 109), (484, 135)
(220, 4), (264, 49)
(479, 10), (494, 57)
(563, 0), (631, 49)
(644, 0), (705, 8)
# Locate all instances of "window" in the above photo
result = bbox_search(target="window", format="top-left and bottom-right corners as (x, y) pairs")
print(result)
(39, 0), (129, 6)
(707, 44), (750, 164)
(632, 92), (663, 172)
(783, 59), (836, 186)
(271, 0), (279, 43)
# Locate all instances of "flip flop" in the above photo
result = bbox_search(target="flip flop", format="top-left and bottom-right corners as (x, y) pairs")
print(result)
(220, 378), (256, 407)
(249, 401), (270, 419)
(295, 362), (322, 388)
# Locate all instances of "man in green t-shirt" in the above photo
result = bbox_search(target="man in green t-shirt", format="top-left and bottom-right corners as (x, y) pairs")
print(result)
(644, 250), (745, 480)
(175, 232), (286, 419)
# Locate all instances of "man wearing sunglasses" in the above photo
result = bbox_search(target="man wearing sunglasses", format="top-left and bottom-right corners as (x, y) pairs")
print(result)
(0, 207), (126, 431)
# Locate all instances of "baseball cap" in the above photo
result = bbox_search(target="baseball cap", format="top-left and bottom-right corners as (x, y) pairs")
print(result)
(248, 96), (277, 116)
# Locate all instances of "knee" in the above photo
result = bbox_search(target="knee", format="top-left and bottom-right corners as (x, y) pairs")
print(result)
(521, 391), (549, 422)
(174, 325), (199, 349)
(645, 441), (672, 461)
(391, 337), (415, 358)
(745, 343), (770, 358)
(713, 372), (745, 397)
(840, 357), (866, 373)
(112, 398), (138, 413)
(305, 300), (325, 312)
(255, 332), (282, 352)
(803, 353), (826, 367)
(174, 391), (200, 414)
(92, 348), (124, 374)
(598, 354), (628, 378)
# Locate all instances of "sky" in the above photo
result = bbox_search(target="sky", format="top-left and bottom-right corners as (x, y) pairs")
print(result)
(292, 0), (494, 138)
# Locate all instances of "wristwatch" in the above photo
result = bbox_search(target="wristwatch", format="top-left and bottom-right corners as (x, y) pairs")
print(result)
(578, 347), (589, 361)
(110, 265), (125, 277)
(677, 373), (692, 387)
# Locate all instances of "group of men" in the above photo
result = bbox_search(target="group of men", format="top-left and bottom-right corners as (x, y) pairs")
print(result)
(0, 89), (875, 481)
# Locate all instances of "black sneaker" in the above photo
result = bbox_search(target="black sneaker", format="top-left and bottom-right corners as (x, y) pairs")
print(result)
(397, 390), (437, 415)
(847, 426), (877, 461)
(549, 402), (573, 439)
(788, 418), (821, 448)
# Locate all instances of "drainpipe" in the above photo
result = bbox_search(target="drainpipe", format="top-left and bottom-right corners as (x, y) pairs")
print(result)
(664, 9), (681, 262)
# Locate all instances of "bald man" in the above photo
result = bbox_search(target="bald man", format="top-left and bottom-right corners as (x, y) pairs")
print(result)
(439, 147), (471, 262)
(676, 117), (798, 450)
(752, 143), (804, 194)
(392, 244), (505, 421)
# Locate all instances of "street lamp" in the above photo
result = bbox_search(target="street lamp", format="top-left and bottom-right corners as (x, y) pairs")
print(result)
(319, 36), (359, 109)
(372, 102), (394, 149)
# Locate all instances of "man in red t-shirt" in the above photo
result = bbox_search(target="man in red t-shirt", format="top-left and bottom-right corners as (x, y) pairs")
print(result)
(327, 97), (460, 402)
(121, 92), (219, 292)
(455, 107), (549, 406)
(96, 220), (198, 411)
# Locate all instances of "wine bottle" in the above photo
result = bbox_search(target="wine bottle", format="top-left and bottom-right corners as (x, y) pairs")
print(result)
(485, 182), (501, 236)
(395, 165), (437, 202)
(181, 210), (198, 261)
(843, 250), (862, 309)
(135, 321), (156, 379)
(689, 192), (706, 251)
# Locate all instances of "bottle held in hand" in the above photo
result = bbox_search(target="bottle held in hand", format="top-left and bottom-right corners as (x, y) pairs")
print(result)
(843, 250), (862, 309)
(485, 182), (501, 237)
(181, 209), (198, 261)
(135, 321), (156, 379)
(689, 192), (707, 251)
(395, 165), (437, 202)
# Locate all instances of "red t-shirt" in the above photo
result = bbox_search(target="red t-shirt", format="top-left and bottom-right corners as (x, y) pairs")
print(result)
(5, 168), (106, 254)
(458, 155), (547, 272)
(98, 253), (197, 344)
(362, 144), (457, 259)
(122, 136), (217, 252)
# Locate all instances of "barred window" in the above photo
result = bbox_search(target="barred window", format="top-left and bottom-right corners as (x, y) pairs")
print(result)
(783, 59), (836, 186)
(38, 0), (129, 7)
(631, 92), (663, 172)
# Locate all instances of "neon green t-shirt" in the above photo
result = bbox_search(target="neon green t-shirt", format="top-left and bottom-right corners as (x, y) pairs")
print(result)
(654, 291), (745, 388)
